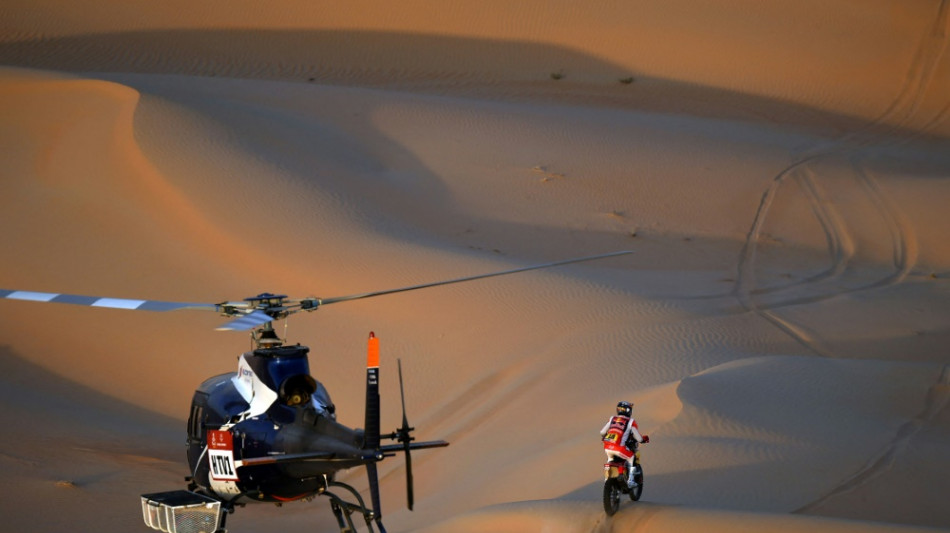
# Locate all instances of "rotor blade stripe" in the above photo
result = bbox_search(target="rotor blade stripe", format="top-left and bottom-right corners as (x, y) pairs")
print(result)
(91, 297), (148, 309)
(5, 291), (59, 302)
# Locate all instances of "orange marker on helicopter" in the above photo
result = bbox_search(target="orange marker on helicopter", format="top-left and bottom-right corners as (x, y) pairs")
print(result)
(368, 331), (380, 368)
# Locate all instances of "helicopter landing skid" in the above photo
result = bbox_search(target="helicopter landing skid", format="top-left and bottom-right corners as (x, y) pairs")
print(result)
(323, 480), (386, 533)
(200, 482), (383, 533)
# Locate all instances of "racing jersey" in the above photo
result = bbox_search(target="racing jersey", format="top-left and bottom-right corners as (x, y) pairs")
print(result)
(600, 415), (644, 451)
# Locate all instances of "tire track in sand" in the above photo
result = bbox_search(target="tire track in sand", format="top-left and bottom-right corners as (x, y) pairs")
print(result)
(736, 1), (950, 509)
(795, 364), (950, 514)
(734, 0), (950, 355)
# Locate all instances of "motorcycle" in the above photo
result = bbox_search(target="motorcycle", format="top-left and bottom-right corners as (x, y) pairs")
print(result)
(602, 438), (646, 516)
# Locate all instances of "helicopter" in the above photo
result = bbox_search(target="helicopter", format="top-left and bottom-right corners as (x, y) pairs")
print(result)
(0, 250), (631, 533)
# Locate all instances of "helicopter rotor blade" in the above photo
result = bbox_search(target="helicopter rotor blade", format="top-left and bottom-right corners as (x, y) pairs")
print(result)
(0, 289), (284, 331)
(1, 289), (299, 316)
(215, 310), (278, 331)
(2, 251), (632, 337)
(313, 250), (632, 308)
(0, 290), (218, 312)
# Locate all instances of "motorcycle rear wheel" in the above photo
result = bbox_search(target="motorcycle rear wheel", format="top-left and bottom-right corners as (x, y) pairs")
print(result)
(630, 464), (644, 501)
(603, 478), (622, 516)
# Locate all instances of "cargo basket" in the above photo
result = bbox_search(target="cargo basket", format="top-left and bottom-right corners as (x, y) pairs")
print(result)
(141, 490), (222, 533)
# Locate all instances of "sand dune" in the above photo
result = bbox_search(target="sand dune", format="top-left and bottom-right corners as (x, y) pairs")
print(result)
(1, 1), (949, 532)
(2, 1), (948, 130)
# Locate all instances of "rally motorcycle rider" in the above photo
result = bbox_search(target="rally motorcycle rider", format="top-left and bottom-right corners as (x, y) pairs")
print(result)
(600, 401), (649, 487)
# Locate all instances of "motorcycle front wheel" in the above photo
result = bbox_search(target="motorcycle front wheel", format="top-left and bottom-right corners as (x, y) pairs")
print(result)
(630, 464), (644, 501)
(603, 478), (622, 516)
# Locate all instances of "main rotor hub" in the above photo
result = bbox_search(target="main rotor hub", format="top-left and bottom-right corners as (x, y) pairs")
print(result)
(253, 325), (284, 348)
(245, 293), (288, 307)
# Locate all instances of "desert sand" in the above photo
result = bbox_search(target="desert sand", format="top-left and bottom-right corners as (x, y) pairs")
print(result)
(1, 1), (949, 532)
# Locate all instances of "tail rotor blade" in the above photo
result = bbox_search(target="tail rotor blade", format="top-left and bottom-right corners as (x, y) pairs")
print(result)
(397, 359), (416, 510)
(398, 359), (409, 430)
(405, 444), (414, 511)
